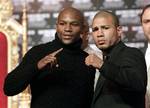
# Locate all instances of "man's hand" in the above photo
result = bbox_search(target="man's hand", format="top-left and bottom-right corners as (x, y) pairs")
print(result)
(85, 54), (103, 69)
(37, 48), (63, 70)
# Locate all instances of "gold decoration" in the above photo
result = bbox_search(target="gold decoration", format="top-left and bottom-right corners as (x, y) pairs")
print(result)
(0, 0), (13, 22)
(0, 0), (30, 108)
(19, 2), (31, 108)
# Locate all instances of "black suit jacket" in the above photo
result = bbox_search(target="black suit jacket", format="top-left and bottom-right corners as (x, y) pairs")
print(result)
(91, 41), (147, 108)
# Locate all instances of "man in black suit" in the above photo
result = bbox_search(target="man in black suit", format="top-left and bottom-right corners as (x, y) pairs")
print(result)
(141, 4), (150, 72)
(140, 4), (150, 108)
(85, 10), (147, 108)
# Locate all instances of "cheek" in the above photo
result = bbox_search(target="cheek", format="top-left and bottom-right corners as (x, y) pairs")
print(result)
(106, 34), (117, 45)
(92, 32), (97, 39)
(56, 26), (59, 32)
(146, 27), (150, 33)
(143, 25), (150, 32)
(73, 28), (82, 34)
(56, 25), (64, 33)
(92, 34), (97, 43)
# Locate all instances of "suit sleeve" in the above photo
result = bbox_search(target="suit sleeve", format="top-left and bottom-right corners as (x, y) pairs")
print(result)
(100, 48), (147, 93)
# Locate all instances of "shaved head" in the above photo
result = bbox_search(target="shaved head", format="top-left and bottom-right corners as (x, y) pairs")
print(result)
(57, 7), (84, 25)
(56, 7), (85, 44)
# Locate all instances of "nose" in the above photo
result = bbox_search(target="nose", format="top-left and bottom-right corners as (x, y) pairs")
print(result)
(64, 24), (72, 32)
(97, 28), (104, 37)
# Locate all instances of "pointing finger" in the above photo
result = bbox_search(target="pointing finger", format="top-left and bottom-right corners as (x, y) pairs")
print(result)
(51, 48), (63, 56)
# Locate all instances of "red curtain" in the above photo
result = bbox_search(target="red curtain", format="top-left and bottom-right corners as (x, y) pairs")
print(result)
(0, 32), (7, 108)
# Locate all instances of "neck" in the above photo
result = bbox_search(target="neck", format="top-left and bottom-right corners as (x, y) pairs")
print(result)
(55, 33), (82, 51)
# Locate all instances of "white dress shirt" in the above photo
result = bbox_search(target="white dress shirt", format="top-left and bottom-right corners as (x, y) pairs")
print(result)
(146, 67), (150, 108)
(145, 43), (150, 71)
(145, 43), (150, 108)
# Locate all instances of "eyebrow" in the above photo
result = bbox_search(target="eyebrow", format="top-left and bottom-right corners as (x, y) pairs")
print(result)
(92, 25), (114, 28)
(142, 18), (150, 21)
(142, 19), (150, 22)
(59, 19), (81, 23)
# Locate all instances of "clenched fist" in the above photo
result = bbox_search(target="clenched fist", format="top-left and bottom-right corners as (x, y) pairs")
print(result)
(85, 54), (103, 69)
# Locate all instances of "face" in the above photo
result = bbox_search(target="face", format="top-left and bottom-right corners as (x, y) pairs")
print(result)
(80, 22), (89, 49)
(92, 16), (122, 50)
(56, 10), (83, 44)
(141, 8), (150, 42)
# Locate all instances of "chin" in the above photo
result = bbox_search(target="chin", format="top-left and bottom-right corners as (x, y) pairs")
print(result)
(62, 40), (72, 45)
(97, 44), (107, 50)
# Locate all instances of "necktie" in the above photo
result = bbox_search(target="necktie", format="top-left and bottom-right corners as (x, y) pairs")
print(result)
(103, 55), (107, 61)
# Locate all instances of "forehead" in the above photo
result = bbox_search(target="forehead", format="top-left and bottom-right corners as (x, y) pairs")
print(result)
(58, 10), (83, 23)
(92, 16), (114, 26)
(142, 8), (150, 19)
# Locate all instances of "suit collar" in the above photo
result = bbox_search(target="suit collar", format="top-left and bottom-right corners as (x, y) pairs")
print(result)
(102, 41), (126, 62)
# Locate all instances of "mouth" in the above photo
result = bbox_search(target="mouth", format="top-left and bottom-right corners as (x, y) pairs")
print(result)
(97, 40), (105, 45)
(63, 34), (72, 37)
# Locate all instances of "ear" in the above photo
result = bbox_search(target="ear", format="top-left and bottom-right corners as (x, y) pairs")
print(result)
(56, 21), (58, 31)
(117, 26), (122, 37)
(80, 25), (85, 34)
(80, 24), (89, 39)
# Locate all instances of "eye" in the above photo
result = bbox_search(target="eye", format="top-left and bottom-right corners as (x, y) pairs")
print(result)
(71, 22), (80, 27)
(92, 27), (99, 32)
(143, 20), (150, 24)
(57, 21), (66, 26)
(101, 26), (110, 30)
(58, 22), (65, 25)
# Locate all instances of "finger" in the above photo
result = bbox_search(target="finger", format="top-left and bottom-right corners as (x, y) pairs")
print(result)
(51, 48), (63, 56)
(89, 54), (94, 63)
(47, 57), (57, 63)
(50, 59), (58, 68)
(87, 54), (95, 66)
(85, 56), (90, 66)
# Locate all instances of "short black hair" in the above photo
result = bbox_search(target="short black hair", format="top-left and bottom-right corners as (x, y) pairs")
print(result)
(140, 4), (150, 22)
(93, 10), (120, 27)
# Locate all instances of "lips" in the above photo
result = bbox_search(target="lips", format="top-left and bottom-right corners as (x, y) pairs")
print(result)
(62, 35), (72, 39)
(97, 40), (105, 45)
